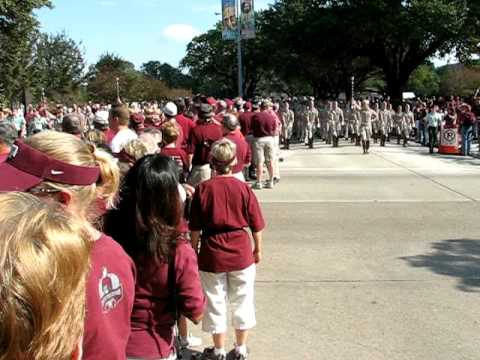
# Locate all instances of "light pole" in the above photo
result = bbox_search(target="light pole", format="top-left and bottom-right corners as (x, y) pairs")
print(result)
(236, 0), (244, 98)
(116, 77), (120, 101)
(351, 76), (355, 101)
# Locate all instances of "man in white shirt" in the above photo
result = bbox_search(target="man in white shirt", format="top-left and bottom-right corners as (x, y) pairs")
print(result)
(425, 105), (443, 154)
(109, 104), (137, 154)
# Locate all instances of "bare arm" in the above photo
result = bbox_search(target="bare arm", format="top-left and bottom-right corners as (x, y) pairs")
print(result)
(252, 231), (263, 263)
(191, 231), (201, 254)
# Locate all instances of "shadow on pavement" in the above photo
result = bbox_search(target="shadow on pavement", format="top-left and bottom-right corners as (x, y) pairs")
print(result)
(401, 239), (480, 292)
(413, 150), (480, 166)
(178, 348), (202, 360)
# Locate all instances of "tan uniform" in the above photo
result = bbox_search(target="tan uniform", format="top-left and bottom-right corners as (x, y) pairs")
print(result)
(359, 109), (376, 141)
(305, 107), (319, 144)
(280, 109), (295, 140)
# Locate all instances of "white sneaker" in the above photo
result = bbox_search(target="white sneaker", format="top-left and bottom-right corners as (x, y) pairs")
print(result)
(265, 180), (274, 189)
(178, 334), (202, 348)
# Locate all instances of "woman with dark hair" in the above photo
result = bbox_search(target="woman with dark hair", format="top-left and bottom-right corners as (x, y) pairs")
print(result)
(105, 154), (205, 360)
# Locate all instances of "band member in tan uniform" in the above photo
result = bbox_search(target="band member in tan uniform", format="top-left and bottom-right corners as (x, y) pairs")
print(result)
(359, 100), (377, 154)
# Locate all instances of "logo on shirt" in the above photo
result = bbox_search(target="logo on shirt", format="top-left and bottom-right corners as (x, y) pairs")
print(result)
(98, 267), (123, 313)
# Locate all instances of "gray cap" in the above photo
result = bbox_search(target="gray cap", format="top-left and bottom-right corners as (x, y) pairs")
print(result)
(199, 104), (214, 119)
(223, 114), (239, 131)
(0, 122), (17, 146)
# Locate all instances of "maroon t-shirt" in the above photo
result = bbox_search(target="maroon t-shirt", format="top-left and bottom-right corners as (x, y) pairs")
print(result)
(251, 111), (277, 138)
(189, 176), (265, 273)
(161, 146), (189, 173)
(187, 121), (223, 166)
(127, 238), (205, 359)
(225, 132), (251, 174)
(83, 233), (136, 360)
(239, 111), (255, 136)
(176, 114), (196, 149)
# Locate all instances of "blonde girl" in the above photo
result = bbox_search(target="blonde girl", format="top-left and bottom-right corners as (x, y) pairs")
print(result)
(0, 192), (90, 360)
(0, 131), (136, 360)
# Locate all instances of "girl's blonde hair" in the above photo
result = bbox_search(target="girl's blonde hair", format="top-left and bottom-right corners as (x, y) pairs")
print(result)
(0, 192), (90, 360)
(210, 138), (237, 174)
(25, 131), (120, 218)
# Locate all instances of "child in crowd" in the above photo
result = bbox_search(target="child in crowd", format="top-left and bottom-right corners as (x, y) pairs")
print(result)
(0, 131), (136, 360)
(190, 139), (265, 360)
(161, 122), (189, 183)
(0, 192), (90, 360)
(105, 155), (205, 360)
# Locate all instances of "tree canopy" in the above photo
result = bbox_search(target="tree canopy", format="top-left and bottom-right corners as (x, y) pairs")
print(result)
(181, 0), (480, 100)
(0, 0), (52, 103)
(31, 32), (86, 103)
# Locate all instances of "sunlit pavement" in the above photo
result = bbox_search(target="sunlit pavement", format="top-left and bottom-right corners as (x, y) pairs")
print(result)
(189, 140), (480, 360)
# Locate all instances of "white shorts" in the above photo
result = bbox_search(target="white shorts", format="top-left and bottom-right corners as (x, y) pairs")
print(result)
(253, 136), (274, 165)
(200, 264), (256, 334)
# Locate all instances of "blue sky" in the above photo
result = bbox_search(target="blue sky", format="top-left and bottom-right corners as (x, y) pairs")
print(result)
(36, 0), (273, 69)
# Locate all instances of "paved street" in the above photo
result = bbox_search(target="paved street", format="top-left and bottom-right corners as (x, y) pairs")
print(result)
(191, 141), (480, 360)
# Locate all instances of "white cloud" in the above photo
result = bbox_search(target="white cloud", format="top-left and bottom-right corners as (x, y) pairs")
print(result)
(162, 24), (201, 43)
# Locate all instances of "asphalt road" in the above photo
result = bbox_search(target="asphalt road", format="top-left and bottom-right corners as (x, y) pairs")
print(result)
(189, 140), (480, 360)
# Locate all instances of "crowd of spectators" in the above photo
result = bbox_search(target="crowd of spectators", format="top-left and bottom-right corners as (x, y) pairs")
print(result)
(0, 92), (479, 360)
(0, 94), (272, 360)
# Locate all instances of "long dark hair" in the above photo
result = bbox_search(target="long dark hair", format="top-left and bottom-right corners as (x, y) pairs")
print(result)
(105, 154), (182, 262)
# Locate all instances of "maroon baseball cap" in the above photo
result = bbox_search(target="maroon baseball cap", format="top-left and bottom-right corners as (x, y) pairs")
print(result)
(0, 141), (100, 192)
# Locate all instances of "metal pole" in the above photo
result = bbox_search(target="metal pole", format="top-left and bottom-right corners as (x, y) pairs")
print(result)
(116, 77), (120, 100)
(236, 0), (243, 98)
(351, 76), (355, 101)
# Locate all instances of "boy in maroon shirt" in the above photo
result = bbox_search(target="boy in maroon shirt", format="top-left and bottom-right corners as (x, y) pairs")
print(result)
(222, 114), (251, 181)
(175, 98), (196, 149)
(187, 104), (223, 186)
(190, 139), (265, 360)
(161, 122), (189, 182)
(251, 101), (277, 189)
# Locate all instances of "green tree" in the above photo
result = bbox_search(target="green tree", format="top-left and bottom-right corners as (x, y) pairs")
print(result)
(87, 53), (189, 102)
(31, 32), (86, 103)
(181, 26), (238, 97)
(141, 61), (192, 89)
(260, 1), (378, 98)
(0, 0), (52, 104)
(263, 0), (480, 101)
(181, 19), (272, 98)
(438, 63), (480, 97)
(87, 53), (144, 102)
(407, 62), (440, 97)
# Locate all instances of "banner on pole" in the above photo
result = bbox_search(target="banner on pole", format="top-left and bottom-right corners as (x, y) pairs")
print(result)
(240, 0), (255, 39)
(222, 0), (237, 40)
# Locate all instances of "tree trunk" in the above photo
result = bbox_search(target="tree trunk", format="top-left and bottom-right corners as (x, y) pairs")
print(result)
(385, 65), (415, 105)
(385, 73), (407, 105)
